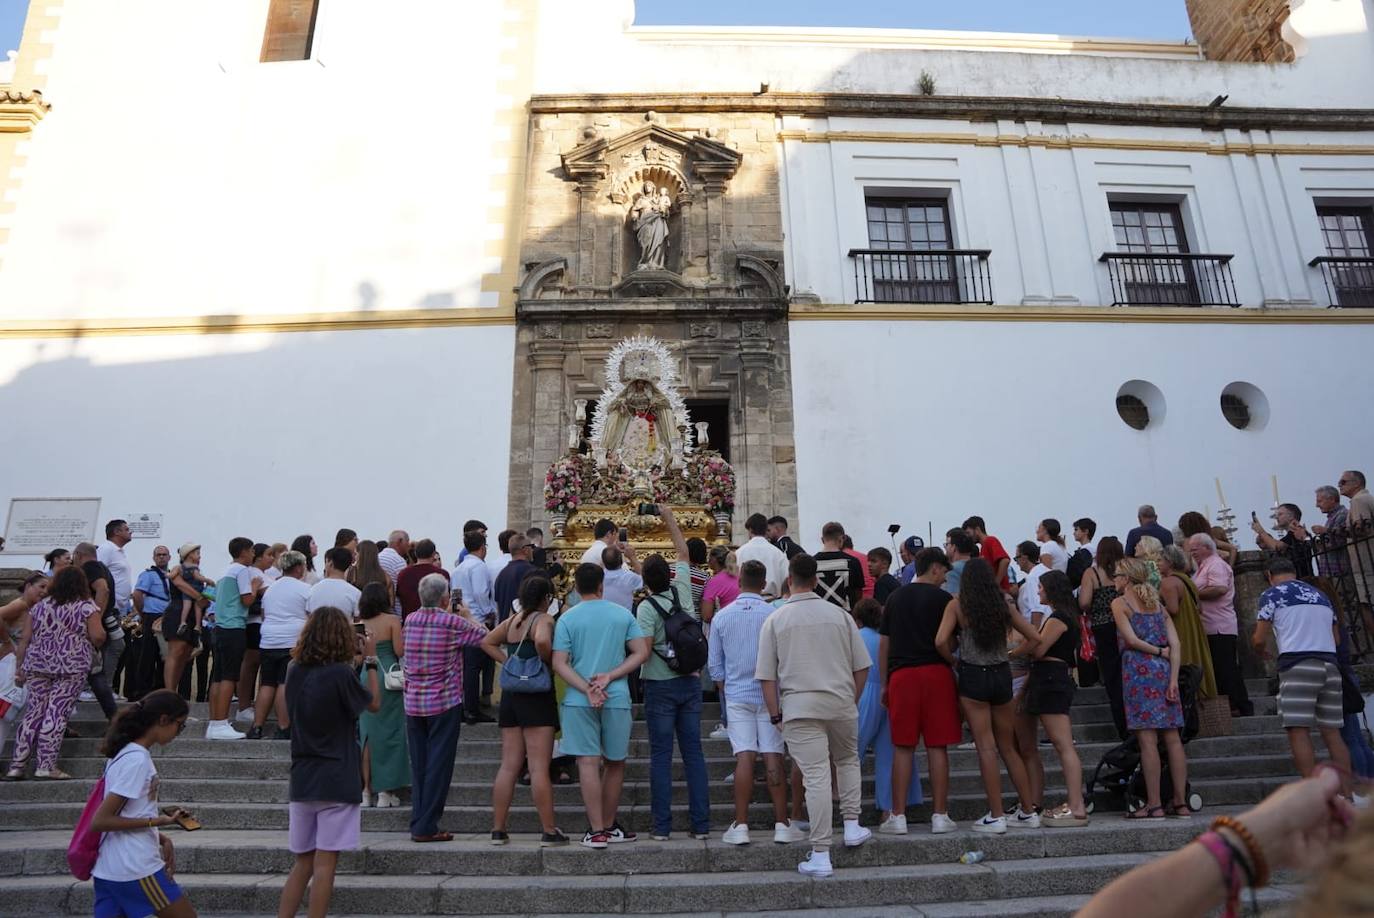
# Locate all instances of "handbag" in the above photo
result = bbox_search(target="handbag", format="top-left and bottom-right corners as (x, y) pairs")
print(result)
(1340, 663), (1364, 716)
(383, 662), (405, 692)
(1077, 615), (1097, 664)
(499, 612), (551, 695)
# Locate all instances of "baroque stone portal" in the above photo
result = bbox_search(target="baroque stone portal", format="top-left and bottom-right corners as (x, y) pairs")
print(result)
(508, 106), (798, 533)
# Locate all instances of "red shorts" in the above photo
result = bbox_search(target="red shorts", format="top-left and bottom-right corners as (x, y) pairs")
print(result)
(888, 664), (960, 748)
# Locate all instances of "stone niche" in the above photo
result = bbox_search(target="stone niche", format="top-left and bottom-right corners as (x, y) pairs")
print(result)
(508, 108), (797, 532)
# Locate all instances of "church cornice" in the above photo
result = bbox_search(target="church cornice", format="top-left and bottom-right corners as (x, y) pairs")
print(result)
(530, 91), (1374, 133)
(0, 88), (50, 133)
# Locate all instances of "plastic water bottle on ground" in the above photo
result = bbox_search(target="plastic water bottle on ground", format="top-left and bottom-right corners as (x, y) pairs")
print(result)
(959, 850), (986, 865)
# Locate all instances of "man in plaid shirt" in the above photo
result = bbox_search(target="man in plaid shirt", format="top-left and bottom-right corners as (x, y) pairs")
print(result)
(402, 573), (487, 842)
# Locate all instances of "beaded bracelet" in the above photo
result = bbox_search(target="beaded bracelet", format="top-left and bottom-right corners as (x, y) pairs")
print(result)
(1196, 831), (1242, 917)
(1211, 815), (1270, 888)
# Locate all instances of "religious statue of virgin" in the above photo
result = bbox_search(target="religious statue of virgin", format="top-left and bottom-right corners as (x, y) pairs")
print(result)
(630, 180), (670, 271)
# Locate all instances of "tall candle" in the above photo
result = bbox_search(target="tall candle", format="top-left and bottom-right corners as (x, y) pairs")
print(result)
(1215, 477), (1227, 507)
(1271, 474), (1280, 505)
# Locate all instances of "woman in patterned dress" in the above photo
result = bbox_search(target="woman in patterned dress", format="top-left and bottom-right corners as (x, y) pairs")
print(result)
(1111, 558), (1190, 820)
(6, 566), (104, 780)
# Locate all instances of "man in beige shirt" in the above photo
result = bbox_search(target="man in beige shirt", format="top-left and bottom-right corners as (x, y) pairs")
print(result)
(757, 553), (872, 877)
(1338, 469), (1374, 640)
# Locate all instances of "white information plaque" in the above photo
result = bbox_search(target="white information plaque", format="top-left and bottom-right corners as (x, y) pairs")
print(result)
(126, 513), (163, 540)
(3, 498), (102, 554)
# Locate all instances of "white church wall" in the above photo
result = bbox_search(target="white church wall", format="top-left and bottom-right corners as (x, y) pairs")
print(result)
(0, 0), (522, 320)
(788, 317), (1374, 558)
(533, 0), (1374, 110)
(778, 120), (1374, 308)
(0, 323), (514, 572)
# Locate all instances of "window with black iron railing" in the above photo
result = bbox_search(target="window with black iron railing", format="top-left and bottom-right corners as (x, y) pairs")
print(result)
(1098, 252), (1240, 307)
(847, 249), (993, 305)
(1309, 256), (1374, 308)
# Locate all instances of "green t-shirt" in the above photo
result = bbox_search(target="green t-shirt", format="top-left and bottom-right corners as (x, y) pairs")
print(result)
(552, 598), (644, 709)
(213, 562), (252, 630)
(635, 561), (697, 681)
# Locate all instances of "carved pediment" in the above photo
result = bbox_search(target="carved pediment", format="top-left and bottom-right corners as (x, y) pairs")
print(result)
(560, 124), (743, 198)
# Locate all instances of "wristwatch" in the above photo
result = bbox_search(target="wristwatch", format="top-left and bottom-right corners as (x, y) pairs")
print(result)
(769, 712), (783, 725)
(362, 656), (380, 670)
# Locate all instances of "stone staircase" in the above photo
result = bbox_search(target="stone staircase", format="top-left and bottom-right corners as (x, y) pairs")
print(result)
(0, 679), (1320, 916)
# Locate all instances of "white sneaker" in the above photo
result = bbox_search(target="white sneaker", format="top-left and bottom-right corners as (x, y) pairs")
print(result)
(931, 813), (958, 834)
(724, 772), (734, 785)
(113, 694), (127, 703)
(1008, 806), (1041, 829)
(709, 723), (729, 740)
(205, 721), (244, 741)
(797, 850), (833, 877)
(235, 707), (256, 723)
(878, 813), (908, 835)
(972, 813), (1007, 835)
(773, 821), (806, 843)
(843, 820), (871, 847)
(376, 791), (401, 808)
(792, 819), (810, 833)
(361, 791), (374, 808)
(957, 740), (977, 750)
(1353, 792), (1370, 810)
(78, 691), (95, 703)
(721, 822), (750, 845)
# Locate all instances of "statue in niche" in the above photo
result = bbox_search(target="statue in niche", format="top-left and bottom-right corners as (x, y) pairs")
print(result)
(630, 180), (672, 271)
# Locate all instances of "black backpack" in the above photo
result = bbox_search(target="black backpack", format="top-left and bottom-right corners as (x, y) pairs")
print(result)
(644, 592), (709, 675)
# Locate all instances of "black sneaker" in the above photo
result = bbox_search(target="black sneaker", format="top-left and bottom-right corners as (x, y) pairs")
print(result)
(606, 821), (637, 843)
(245, 726), (263, 740)
(272, 727), (291, 741)
(464, 712), (496, 725)
(490, 830), (509, 846)
(580, 829), (609, 849)
(540, 829), (570, 847)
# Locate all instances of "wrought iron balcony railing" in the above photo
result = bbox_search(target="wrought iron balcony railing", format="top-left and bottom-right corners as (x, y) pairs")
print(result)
(1309, 256), (1374, 308)
(1099, 252), (1239, 307)
(848, 248), (993, 305)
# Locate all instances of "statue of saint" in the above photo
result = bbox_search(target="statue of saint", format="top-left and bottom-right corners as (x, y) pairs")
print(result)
(630, 180), (670, 271)
(599, 378), (679, 470)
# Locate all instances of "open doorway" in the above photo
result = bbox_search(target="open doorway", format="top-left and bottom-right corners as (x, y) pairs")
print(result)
(686, 399), (730, 462)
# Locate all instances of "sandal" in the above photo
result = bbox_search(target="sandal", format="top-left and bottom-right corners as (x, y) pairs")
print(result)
(1127, 806), (1166, 821)
(33, 768), (73, 780)
(1043, 808), (1090, 828)
(1166, 803), (1192, 819)
(3, 767), (24, 781)
(410, 832), (454, 843)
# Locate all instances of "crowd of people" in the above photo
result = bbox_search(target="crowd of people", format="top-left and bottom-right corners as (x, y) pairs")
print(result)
(1, 469), (1373, 913)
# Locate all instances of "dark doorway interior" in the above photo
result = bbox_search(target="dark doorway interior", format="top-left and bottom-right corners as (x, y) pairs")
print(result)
(686, 399), (731, 463)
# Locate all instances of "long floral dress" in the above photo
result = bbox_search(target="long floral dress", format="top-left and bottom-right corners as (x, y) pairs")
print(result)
(1119, 601), (1184, 731)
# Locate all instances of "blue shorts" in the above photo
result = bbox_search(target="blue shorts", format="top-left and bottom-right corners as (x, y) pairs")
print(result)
(558, 704), (632, 761)
(93, 869), (183, 918)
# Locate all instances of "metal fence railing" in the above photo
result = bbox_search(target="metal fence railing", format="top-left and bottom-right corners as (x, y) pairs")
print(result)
(1296, 518), (1374, 659)
(848, 248), (993, 305)
(1309, 256), (1374, 308)
(1099, 252), (1239, 307)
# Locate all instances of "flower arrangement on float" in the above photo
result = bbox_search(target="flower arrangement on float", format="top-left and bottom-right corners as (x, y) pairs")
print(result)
(543, 455), (584, 514)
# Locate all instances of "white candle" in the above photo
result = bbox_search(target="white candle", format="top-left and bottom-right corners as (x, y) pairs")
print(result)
(1271, 474), (1280, 504)
(1215, 477), (1227, 507)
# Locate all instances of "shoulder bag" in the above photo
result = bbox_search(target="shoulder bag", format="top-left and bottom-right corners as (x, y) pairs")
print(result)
(499, 612), (551, 694)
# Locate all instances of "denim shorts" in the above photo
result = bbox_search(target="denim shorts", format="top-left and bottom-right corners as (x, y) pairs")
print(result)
(958, 661), (1013, 706)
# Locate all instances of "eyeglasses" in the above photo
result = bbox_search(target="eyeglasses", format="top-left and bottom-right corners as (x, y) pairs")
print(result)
(175, 719), (188, 735)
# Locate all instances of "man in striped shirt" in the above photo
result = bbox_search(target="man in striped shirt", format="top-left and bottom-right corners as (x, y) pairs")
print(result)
(708, 560), (806, 846)
(379, 530), (411, 614)
(402, 573), (487, 842)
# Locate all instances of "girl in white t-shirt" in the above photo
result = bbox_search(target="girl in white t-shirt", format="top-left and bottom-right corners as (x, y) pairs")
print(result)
(89, 689), (196, 918)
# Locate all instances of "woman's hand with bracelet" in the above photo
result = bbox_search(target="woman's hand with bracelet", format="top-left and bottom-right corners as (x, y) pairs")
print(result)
(1233, 765), (1354, 876)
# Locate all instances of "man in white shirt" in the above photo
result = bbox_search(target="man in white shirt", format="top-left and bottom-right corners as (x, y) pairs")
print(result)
(379, 530), (410, 613)
(487, 529), (517, 581)
(579, 519), (619, 567)
(735, 513), (788, 600)
(307, 547), (361, 618)
(1010, 540), (1049, 627)
(601, 544), (643, 611)
(250, 549), (312, 740)
(97, 519), (134, 615)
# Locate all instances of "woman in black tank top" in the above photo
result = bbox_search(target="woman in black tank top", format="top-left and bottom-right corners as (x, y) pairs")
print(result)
(1013, 570), (1089, 827)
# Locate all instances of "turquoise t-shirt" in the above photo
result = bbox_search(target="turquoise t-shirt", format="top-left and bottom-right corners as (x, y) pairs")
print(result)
(552, 598), (644, 710)
(213, 562), (251, 630)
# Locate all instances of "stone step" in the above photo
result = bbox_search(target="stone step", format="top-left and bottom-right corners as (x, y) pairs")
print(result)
(0, 851), (1167, 915)
(5, 712), (1290, 763)
(0, 754), (1300, 807)
(0, 775), (1298, 833)
(0, 812), (1234, 878)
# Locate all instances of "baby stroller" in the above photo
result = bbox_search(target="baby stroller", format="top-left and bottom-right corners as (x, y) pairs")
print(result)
(1086, 664), (1204, 814)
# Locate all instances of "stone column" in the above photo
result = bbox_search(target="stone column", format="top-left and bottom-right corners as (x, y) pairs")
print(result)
(523, 330), (568, 527)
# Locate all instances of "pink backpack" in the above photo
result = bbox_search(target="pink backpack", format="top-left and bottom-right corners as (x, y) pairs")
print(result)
(68, 745), (133, 880)
(67, 774), (105, 880)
